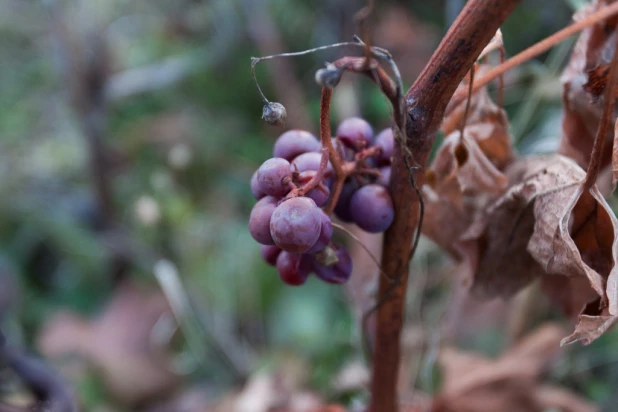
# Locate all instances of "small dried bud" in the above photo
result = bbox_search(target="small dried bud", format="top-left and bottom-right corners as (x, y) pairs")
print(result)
(315, 65), (342, 89)
(262, 102), (287, 126)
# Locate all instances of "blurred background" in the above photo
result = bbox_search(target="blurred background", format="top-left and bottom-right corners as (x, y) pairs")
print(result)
(0, 0), (616, 411)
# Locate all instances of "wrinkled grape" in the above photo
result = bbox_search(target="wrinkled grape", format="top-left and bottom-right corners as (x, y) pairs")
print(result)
(313, 244), (352, 284)
(250, 171), (265, 199)
(256, 158), (292, 197)
(270, 197), (322, 253)
(374, 128), (394, 165)
(306, 210), (333, 253)
(276, 252), (311, 286)
(377, 166), (391, 186)
(349, 184), (394, 233)
(249, 196), (278, 245)
(260, 245), (281, 266)
(336, 117), (373, 150)
(334, 180), (358, 222)
(273, 130), (321, 161)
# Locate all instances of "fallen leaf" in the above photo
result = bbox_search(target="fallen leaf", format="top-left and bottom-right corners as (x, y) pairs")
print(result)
(434, 324), (597, 412)
(38, 281), (180, 406)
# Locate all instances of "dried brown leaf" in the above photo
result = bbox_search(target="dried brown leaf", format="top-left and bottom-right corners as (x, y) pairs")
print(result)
(561, 298), (618, 345)
(613, 117), (618, 186)
(434, 324), (597, 412)
(38, 281), (180, 406)
(559, 0), (618, 170)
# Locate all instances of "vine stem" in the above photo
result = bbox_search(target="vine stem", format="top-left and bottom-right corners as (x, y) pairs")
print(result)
(449, 1), (618, 111)
(369, 1), (522, 411)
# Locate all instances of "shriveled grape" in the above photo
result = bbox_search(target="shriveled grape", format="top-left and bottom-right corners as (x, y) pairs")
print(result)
(313, 244), (352, 284)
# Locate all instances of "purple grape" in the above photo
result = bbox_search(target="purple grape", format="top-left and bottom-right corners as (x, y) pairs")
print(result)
(251, 171), (265, 199)
(270, 197), (322, 253)
(276, 252), (311, 286)
(249, 196), (278, 245)
(377, 166), (391, 186)
(336, 117), (374, 150)
(297, 171), (330, 207)
(260, 245), (281, 266)
(313, 244), (352, 284)
(291, 152), (334, 177)
(334, 180), (358, 222)
(256, 158), (292, 197)
(273, 130), (321, 161)
(349, 184), (394, 233)
(374, 128), (394, 165)
(306, 210), (333, 253)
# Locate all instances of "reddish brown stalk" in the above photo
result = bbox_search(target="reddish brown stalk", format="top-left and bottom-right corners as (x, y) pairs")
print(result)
(321, 88), (343, 215)
(295, 146), (330, 196)
(332, 56), (399, 111)
(584, 38), (618, 188)
(448, 1), (618, 112)
(369, 1), (522, 411)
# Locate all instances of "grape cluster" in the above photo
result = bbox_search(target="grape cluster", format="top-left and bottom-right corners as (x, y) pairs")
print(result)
(249, 117), (395, 286)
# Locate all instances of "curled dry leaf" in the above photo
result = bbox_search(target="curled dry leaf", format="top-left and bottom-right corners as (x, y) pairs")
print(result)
(459, 154), (618, 345)
(423, 59), (514, 263)
(559, 0), (618, 170)
(433, 324), (597, 412)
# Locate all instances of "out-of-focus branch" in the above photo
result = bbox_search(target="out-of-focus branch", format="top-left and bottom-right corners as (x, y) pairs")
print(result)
(0, 330), (76, 412)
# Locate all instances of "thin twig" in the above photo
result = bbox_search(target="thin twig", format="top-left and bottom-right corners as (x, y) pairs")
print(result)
(449, 1), (618, 112)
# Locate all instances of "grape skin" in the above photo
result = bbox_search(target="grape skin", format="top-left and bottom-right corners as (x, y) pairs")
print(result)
(249, 196), (278, 245)
(251, 171), (265, 199)
(257, 158), (293, 197)
(349, 184), (394, 233)
(292, 152), (334, 176)
(377, 166), (391, 186)
(276, 251), (311, 286)
(374, 128), (394, 165)
(334, 180), (358, 223)
(306, 209), (333, 253)
(270, 197), (322, 253)
(313, 245), (352, 284)
(273, 130), (321, 161)
(297, 171), (330, 207)
(260, 245), (281, 266)
(336, 117), (374, 150)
